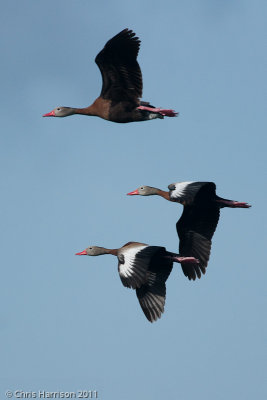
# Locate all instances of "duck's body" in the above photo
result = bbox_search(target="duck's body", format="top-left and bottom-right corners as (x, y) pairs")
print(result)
(43, 29), (177, 123)
(75, 241), (198, 322)
(128, 181), (251, 280)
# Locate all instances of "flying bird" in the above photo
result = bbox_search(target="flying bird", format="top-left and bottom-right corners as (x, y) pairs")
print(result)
(75, 241), (198, 322)
(127, 182), (251, 280)
(43, 29), (177, 123)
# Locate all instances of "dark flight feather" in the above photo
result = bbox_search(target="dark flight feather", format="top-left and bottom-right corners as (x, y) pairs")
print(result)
(95, 29), (142, 103)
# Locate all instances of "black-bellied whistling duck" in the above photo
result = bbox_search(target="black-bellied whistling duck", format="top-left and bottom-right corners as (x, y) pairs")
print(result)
(75, 241), (198, 322)
(127, 182), (251, 281)
(43, 29), (177, 123)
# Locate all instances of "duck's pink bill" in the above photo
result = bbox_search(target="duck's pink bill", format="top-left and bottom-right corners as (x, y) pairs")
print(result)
(75, 250), (87, 255)
(127, 189), (139, 195)
(43, 110), (55, 117)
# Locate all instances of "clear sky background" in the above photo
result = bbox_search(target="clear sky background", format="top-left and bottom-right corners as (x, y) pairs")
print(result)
(0, 1), (266, 399)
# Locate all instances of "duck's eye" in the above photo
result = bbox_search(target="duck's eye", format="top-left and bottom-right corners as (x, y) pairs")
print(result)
(140, 187), (144, 190)
(57, 108), (61, 111)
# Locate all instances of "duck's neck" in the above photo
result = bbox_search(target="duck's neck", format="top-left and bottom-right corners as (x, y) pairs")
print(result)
(156, 189), (171, 201)
(74, 104), (98, 116)
(106, 248), (118, 256)
(74, 97), (106, 117)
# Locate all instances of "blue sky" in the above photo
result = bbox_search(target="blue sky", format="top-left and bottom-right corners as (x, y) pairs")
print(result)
(0, 1), (266, 399)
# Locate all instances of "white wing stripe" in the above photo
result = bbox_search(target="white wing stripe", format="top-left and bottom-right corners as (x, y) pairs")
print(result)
(118, 245), (151, 289)
(169, 181), (206, 204)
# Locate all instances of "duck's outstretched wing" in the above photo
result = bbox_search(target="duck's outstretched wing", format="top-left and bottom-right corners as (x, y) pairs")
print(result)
(136, 251), (173, 322)
(95, 29), (142, 103)
(177, 204), (220, 280)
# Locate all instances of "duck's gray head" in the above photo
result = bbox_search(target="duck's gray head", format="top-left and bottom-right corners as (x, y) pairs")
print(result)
(127, 186), (159, 196)
(43, 107), (75, 118)
(75, 246), (109, 256)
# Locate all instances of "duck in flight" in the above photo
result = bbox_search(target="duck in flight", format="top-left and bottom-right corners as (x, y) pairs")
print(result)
(127, 181), (251, 281)
(43, 29), (177, 123)
(75, 241), (198, 322)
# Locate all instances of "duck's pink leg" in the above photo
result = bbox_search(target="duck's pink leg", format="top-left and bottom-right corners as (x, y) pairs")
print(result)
(174, 256), (200, 264)
(137, 105), (178, 117)
(216, 199), (251, 208)
(164, 255), (199, 264)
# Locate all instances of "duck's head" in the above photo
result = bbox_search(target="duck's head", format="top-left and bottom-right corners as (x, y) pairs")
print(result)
(75, 246), (109, 256)
(127, 186), (159, 196)
(43, 107), (76, 117)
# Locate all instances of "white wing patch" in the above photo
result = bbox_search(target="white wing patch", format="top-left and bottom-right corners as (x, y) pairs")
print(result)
(169, 181), (206, 204)
(118, 245), (159, 289)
